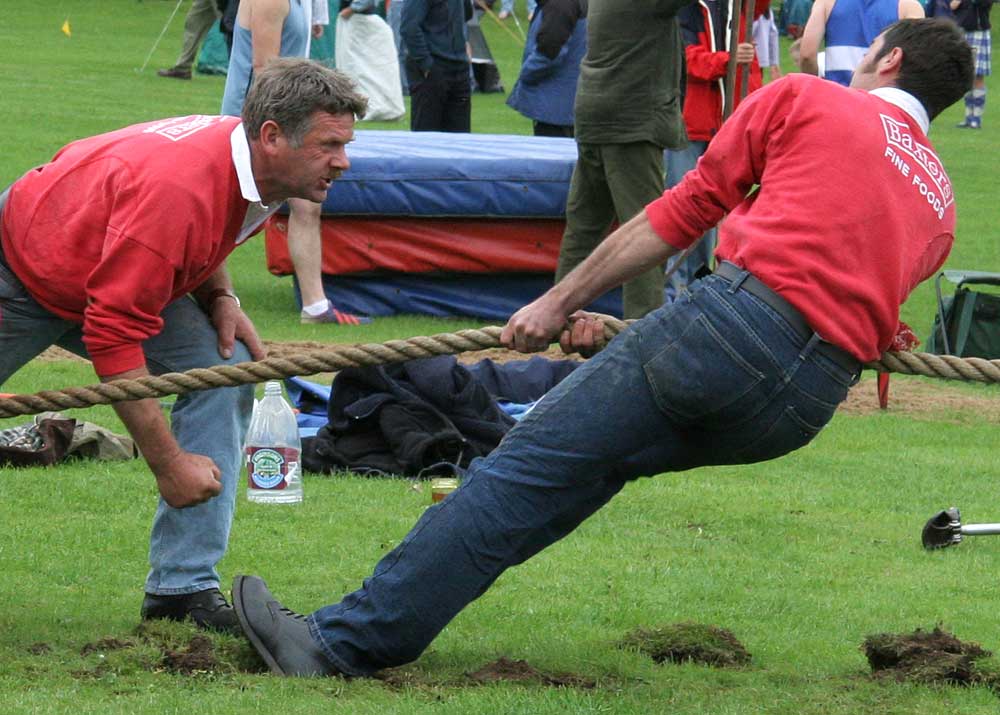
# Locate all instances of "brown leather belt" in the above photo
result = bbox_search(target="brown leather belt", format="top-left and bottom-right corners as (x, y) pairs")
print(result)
(714, 261), (860, 374)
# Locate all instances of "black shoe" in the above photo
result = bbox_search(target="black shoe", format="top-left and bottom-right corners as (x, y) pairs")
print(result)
(232, 575), (337, 677)
(157, 67), (192, 80)
(141, 588), (241, 634)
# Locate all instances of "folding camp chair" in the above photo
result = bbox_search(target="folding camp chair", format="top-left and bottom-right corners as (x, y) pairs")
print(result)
(926, 269), (1000, 359)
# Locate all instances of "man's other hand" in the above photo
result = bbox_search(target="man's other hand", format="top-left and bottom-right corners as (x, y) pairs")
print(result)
(149, 449), (223, 508)
(559, 311), (607, 357)
(210, 298), (267, 361)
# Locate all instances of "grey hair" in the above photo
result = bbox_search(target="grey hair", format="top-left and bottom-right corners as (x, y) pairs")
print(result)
(241, 58), (368, 145)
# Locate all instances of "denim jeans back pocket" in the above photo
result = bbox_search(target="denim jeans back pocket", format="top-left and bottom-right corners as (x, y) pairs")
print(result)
(642, 312), (766, 427)
(729, 349), (851, 462)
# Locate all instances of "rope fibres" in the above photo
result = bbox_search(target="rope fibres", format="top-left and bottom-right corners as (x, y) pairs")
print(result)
(1, 319), (996, 419)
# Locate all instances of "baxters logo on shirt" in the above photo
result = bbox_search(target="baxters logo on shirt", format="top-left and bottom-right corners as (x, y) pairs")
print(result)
(879, 114), (953, 219)
(142, 115), (220, 142)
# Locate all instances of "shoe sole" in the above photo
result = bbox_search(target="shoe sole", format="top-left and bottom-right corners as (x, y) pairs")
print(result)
(232, 575), (287, 676)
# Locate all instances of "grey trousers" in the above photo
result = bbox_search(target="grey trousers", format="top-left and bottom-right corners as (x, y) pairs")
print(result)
(171, 0), (221, 72)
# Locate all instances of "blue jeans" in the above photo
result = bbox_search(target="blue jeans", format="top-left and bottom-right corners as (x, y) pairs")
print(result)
(0, 260), (254, 596)
(308, 270), (860, 675)
(665, 140), (716, 302)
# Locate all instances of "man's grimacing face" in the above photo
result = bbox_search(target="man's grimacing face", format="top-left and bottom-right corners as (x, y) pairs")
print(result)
(277, 111), (355, 203)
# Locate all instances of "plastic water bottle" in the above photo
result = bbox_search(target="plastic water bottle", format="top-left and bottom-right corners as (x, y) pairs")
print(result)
(245, 381), (303, 504)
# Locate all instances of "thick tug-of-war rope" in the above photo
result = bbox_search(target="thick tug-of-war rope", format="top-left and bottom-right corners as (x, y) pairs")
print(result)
(1, 317), (997, 419)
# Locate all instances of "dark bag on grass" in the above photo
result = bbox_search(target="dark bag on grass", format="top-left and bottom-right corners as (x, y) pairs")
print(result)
(926, 270), (1000, 359)
(0, 417), (76, 467)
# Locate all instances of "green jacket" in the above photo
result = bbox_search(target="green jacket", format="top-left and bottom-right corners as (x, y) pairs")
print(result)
(573, 0), (693, 148)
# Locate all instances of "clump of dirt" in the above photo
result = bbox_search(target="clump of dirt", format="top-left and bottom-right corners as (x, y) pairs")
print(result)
(70, 621), (264, 680)
(619, 622), (751, 667)
(161, 634), (220, 674)
(458, 346), (583, 365)
(466, 657), (596, 688)
(862, 626), (1000, 687)
(27, 642), (51, 655)
(80, 636), (134, 656)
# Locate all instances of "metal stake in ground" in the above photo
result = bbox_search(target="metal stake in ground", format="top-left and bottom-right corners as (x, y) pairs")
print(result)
(921, 506), (1000, 549)
(137, 0), (186, 73)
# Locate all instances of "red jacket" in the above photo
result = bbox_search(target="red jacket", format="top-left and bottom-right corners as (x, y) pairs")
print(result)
(680, 0), (766, 142)
(1, 116), (252, 376)
(647, 76), (955, 362)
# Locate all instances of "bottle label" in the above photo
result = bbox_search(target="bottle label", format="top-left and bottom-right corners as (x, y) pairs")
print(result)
(246, 446), (298, 490)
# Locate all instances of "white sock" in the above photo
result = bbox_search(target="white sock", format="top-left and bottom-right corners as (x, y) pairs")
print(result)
(303, 299), (330, 316)
(972, 88), (986, 118)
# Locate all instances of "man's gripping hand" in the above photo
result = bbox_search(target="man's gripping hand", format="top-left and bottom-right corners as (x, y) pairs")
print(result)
(501, 295), (568, 353)
(147, 448), (223, 508)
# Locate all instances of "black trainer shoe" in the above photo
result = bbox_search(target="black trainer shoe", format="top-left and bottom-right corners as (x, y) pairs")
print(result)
(141, 588), (241, 635)
(232, 575), (337, 677)
(156, 67), (193, 80)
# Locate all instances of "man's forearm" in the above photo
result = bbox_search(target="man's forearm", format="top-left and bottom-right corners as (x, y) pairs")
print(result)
(104, 367), (181, 470)
(551, 211), (678, 315)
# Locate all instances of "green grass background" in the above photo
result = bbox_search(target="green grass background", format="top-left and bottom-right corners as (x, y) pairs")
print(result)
(1, 2), (999, 713)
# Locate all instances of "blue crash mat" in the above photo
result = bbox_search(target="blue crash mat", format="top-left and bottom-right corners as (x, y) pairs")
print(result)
(322, 130), (578, 218)
(311, 273), (623, 320)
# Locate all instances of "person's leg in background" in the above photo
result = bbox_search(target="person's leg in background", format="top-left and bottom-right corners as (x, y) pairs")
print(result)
(603, 141), (667, 319)
(554, 144), (617, 288)
(959, 30), (990, 129)
(664, 140), (715, 302)
(159, 0), (221, 79)
(440, 62), (472, 133)
(968, 75), (987, 129)
(408, 63), (446, 131)
(287, 198), (371, 325)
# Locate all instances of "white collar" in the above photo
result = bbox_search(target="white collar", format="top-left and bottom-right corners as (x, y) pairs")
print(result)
(230, 123), (269, 207)
(870, 87), (930, 135)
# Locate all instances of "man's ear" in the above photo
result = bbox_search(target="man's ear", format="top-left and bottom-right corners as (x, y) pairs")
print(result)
(879, 46), (904, 77)
(257, 120), (284, 154)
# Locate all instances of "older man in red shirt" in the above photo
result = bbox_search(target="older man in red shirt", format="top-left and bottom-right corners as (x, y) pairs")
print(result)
(0, 59), (367, 633)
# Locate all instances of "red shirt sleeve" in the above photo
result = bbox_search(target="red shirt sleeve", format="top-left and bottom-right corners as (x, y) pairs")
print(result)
(685, 44), (730, 82)
(645, 79), (793, 250)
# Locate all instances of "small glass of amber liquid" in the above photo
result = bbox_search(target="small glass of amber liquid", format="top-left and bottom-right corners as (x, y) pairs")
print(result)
(430, 477), (460, 503)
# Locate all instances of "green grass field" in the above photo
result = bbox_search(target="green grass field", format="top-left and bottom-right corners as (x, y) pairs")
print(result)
(1, 2), (999, 713)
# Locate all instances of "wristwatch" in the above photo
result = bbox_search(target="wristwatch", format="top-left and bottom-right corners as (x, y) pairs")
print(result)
(204, 288), (241, 309)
